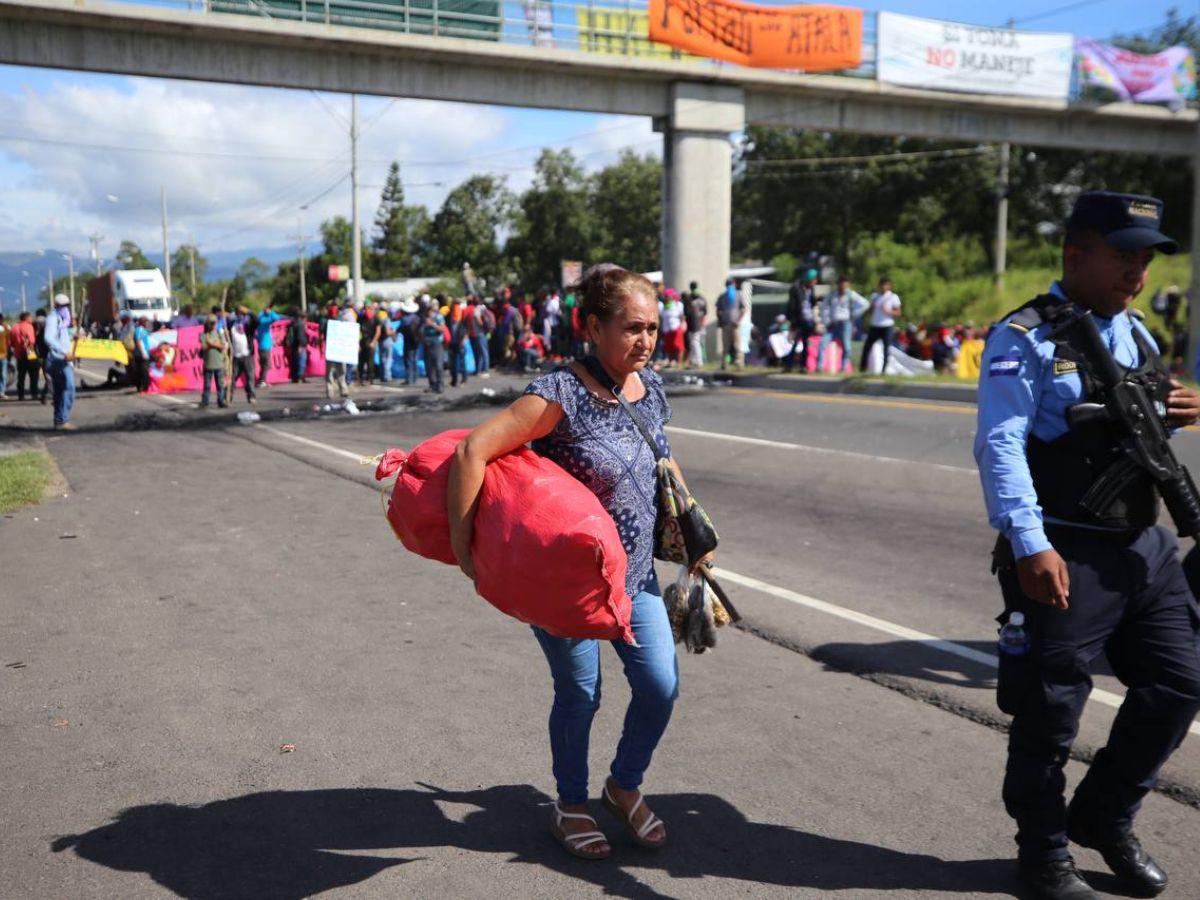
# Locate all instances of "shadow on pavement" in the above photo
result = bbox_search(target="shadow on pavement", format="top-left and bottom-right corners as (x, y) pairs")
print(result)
(51, 783), (1015, 898)
(811, 640), (1115, 691)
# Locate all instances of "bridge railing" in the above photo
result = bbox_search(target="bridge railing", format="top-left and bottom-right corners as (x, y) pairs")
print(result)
(191, 0), (879, 78)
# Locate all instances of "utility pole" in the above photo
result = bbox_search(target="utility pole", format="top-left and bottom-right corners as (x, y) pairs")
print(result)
(20, 282), (27, 313)
(290, 216), (310, 315)
(993, 141), (1010, 292)
(188, 244), (197, 298)
(63, 254), (75, 318)
(161, 186), (172, 298)
(350, 93), (364, 307)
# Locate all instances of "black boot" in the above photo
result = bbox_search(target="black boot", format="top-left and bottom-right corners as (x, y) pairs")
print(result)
(1068, 812), (1167, 897)
(1018, 858), (1098, 900)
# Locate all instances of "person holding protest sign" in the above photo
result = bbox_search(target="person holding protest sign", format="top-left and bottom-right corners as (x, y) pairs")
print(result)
(448, 264), (712, 861)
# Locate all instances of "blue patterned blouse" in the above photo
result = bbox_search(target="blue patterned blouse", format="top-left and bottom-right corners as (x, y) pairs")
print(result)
(524, 365), (672, 599)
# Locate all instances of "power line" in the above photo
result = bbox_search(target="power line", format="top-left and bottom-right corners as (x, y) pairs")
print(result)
(1010, 0), (1113, 27)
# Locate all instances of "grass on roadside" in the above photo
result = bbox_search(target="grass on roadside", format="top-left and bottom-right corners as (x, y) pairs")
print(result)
(0, 450), (54, 513)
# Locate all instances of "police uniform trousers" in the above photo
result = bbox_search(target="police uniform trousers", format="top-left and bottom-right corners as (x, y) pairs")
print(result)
(997, 523), (1200, 864)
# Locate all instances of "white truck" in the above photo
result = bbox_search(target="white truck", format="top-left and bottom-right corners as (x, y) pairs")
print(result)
(86, 269), (175, 325)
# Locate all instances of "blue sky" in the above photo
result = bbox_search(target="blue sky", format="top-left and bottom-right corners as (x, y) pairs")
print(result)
(0, 0), (1189, 264)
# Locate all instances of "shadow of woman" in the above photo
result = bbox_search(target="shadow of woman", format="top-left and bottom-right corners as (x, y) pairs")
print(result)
(51, 784), (1015, 898)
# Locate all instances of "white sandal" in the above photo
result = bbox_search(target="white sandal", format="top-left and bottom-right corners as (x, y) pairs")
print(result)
(601, 781), (667, 848)
(550, 802), (611, 860)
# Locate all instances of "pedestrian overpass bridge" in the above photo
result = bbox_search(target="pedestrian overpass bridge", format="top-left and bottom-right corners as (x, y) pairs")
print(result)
(1, 0), (1196, 341)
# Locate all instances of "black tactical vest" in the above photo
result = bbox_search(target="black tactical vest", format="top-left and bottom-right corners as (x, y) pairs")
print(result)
(1005, 294), (1171, 530)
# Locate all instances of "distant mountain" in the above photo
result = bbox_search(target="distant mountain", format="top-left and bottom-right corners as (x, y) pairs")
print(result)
(204, 244), (316, 281)
(0, 244), (317, 314)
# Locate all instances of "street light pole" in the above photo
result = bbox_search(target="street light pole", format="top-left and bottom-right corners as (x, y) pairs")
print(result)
(350, 93), (363, 306)
(993, 141), (1010, 293)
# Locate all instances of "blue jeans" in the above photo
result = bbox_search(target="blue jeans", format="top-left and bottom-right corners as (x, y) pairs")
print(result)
(532, 581), (678, 805)
(818, 320), (853, 372)
(404, 348), (419, 385)
(0, 356), (7, 395)
(470, 334), (489, 374)
(379, 339), (394, 382)
(46, 355), (75, 425)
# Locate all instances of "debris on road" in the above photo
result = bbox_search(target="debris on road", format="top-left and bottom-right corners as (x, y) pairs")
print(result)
(52, 718), (69, 728)
(279, 743), (296, 753)
(237, 411), (262, 425)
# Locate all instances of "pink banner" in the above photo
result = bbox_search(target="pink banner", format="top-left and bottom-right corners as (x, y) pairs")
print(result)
(146, 319), (325, 394)
(1077, 39), (1196, 104)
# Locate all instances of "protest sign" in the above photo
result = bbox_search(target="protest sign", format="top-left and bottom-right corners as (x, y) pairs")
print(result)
(1077, 40), (1196, 105)
(73, 337), (128, 366)
(325, 319), (360, 365)
(877, 12), (1072, 99)
(648, 0), (862, 71)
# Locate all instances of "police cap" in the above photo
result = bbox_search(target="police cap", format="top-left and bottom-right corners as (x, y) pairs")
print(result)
(1066, 191), (1178, 255)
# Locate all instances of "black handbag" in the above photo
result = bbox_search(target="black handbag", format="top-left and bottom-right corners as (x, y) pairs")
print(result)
(579, 357), (720, 568)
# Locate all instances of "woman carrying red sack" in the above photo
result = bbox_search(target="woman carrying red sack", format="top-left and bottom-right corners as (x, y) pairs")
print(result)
(448, 264), (712, 860)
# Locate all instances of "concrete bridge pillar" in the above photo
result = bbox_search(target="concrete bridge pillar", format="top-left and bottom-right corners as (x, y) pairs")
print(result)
(659, 83), (744, 305)
(1190, 121), (1200, 374)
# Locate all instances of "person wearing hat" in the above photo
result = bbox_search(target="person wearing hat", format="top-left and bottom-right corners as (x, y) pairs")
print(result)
(43, 293), (76, 429)
(199, 315), (229, 408)
(975, 191), (1200, 900)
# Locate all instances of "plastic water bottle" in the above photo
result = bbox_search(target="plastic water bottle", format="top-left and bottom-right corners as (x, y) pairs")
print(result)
(998, 612), (1030, 657)
(996, 611), (1031, 715)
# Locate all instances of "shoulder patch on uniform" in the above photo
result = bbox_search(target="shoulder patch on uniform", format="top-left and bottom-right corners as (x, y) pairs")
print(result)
(1007, 321), (1030, 333)
(1053, 358), (1078, 376)
(1128, 308), (1145, 321)
(989, 355), (1021, 377)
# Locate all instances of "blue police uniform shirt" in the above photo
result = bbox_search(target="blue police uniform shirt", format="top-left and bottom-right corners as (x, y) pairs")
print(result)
(974, 281), (1160, 560)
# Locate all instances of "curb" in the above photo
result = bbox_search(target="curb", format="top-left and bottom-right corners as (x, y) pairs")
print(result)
(683, 371), (979, 405)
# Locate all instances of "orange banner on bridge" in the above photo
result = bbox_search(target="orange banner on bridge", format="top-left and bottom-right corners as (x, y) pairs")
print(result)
(648, 0), (862, 70)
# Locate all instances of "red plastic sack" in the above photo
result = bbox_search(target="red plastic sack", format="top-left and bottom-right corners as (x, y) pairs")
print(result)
(377, 430), (633, 643)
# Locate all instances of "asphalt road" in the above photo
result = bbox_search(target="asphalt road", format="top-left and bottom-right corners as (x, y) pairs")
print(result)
(4, 375), (1200, 898)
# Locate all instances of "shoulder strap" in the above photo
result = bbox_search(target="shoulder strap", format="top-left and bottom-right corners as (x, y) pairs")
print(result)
(579, 356), (665, 462)
(1005, 293), (1073, 334)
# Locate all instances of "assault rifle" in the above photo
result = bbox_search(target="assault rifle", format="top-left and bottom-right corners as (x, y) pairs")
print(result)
(1062, 310), (1200, 539)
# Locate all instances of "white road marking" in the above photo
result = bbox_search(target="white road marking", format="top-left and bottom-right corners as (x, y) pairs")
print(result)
(713, 567), (1200, 737)
(666, 424), (975, 474)
(255, 424), (368, 462)
(258, 424), (1196, 735)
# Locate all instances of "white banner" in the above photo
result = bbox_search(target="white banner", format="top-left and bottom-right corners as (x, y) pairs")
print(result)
(324, 320), (360, 366)
(877, 12), (1073, 100)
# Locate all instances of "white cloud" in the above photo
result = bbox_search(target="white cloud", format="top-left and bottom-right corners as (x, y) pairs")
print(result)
(0, 72), (661, 261)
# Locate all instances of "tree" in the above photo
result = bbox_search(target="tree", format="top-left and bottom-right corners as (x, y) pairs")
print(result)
(116, 240), (153, 270)
(429, 174), (514, 280)
(236, 257), (270, 290)
(170, 244), (208, 297)
(589, 151), (661, 275)
(371, 162), (430, 278)
(506, 149), (593, 288)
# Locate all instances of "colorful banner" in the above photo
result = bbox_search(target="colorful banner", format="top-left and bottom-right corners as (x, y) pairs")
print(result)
(576, 7), (695, 59)
(1077, 40), (1196, 105)
(146, 320), (325, 394)
(648, 0), (862, 71)
(877, 12), (1073, 99)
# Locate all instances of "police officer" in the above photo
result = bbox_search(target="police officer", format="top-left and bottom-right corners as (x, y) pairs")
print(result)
(975, 192), (1200, 900)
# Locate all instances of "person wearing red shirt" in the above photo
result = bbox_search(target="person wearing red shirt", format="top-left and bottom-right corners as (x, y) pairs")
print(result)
(8, 312), (39, 401)
(517, 325), (546, 373)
